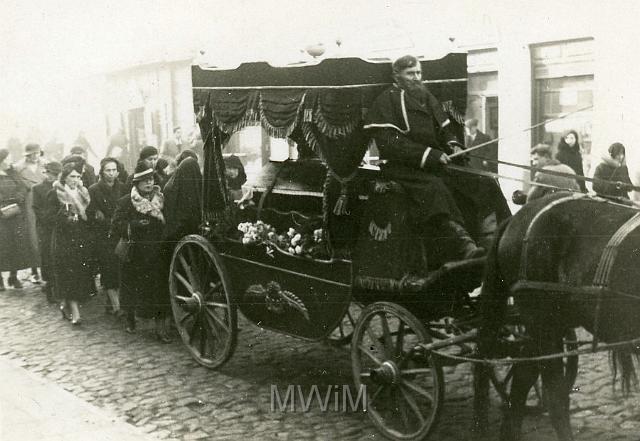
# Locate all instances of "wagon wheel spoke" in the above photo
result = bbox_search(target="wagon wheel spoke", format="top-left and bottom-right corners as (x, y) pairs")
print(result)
(198, 316), (208, 356)
(358, 344), (383, 366)
(401, 379), (434, 404)
(205, 281), (223, 298)
(379, 313), (394, 359)
(204, 301), (230, 309)
(188, 314), (201, 346)
(203, 307), (223, 341)
(368, 384), (384, 406)
(401, 368), (432, 376)
(186, 245), (200, 289)
(395, 321), (406, 358)
(174, 295), (193, 304)
(399, 384), (426, 425)
(203, 319), (219, 353)
(366, 322), (386, 359)
(395, 386), (411, 430)
(179, 254), (197, 292)
(174, 271), (195, 294)
(205, 306), (230, 334)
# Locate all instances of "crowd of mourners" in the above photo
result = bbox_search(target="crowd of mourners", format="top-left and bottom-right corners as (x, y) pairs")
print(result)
(0, 141), (217, 342)
(509, 130), (635, 204)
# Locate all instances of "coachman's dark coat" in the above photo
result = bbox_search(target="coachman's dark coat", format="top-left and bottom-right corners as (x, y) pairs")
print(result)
(111, 193), (168, 319)
(364, 85), (509, 237)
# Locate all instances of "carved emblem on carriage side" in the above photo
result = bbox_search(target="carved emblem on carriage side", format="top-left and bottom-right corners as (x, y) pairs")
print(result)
(245, 281), (310, 321)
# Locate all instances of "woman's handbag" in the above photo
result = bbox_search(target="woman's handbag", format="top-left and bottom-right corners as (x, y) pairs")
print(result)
(114, 224), (132, 262)
(0, 203), (21, 219)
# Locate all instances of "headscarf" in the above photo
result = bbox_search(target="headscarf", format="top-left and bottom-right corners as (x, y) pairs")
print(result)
(223, 155), (247, 190)
(555, 129), (586, 192)
(557, 130), (581, 154)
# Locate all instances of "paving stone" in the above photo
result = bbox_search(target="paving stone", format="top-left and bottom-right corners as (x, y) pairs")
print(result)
(2, 279), (640, 441)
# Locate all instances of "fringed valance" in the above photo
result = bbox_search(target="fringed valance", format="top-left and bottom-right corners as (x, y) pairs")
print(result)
(198, 89), (369, 142)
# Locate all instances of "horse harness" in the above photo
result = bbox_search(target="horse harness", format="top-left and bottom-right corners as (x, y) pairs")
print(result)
(511, 193), (640, 350)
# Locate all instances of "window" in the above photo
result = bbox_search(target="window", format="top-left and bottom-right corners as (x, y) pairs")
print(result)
(532, 38), (594, 175)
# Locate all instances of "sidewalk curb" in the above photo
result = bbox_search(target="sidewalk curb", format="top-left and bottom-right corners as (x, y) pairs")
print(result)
(0, 356), (166, 441)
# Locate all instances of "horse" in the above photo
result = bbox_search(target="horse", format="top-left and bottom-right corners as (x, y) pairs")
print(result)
(474, 191), (640, 441)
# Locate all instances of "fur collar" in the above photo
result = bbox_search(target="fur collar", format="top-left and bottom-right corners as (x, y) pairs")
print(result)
(131, 185), (165, 223)
(600, 155), (623, 168)
(53, 180), (90, 221)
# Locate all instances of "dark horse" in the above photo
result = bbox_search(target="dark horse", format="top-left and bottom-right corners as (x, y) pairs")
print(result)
(475, 192), (640, 441)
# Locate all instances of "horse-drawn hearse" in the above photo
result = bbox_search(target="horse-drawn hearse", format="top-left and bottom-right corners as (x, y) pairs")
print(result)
(169, 52), (640, 441)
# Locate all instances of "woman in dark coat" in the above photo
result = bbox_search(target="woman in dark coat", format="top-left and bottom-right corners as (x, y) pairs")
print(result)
(47, 162), (93, 325)
(111, 164), (170, 339)
(87, 158), (125, 314)
(0, 148), (31, 290)
(163, 157), (202, 245)
(160, 158), (202, 341)
(592, 142), (634, 200)
(555, 130), (587, 192)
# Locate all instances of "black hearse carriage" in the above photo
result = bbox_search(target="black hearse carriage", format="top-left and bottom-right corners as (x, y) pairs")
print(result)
(169, 53), (496, 440)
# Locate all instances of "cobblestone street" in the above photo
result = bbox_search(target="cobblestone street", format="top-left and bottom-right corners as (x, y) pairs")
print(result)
(1, 279), (639, 441)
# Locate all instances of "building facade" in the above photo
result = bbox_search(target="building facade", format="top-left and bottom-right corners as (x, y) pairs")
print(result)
(103, 58), (195, 163)
(462, 2), (640, 207)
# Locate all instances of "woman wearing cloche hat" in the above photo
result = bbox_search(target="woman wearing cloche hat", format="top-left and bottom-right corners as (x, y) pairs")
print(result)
(111, 163), (171, 341)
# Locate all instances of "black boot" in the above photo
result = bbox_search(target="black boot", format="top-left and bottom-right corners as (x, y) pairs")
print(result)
(447, 221), (486, 260)
(0, 277), (5, 292)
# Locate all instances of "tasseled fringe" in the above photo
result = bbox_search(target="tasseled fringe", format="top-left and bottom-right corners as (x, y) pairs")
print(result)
(212, 108), (260, 136)
(354, 275), (403, 292)
(327, 168), (358, 216)
(333, 191), (349, 215)
(258, 92), (306, 139)
(304, 108), (313, 122)
(368, 220), (392, 241)
(314, 108), (360, 139)
(301, 123), (326, 161)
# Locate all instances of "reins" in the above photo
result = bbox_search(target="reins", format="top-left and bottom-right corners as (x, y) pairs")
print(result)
(423, 335), (640, 366)
(465, 154), (640, 193)
(448, 104), (594, 160)
(445, 163), (585, 196)
(444, 102), (640, 194)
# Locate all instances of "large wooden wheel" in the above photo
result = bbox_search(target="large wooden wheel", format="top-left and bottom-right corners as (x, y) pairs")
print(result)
(352, 302), (444, 441)
(325, 302), (364, 347)
(169, 235), (237, 369)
